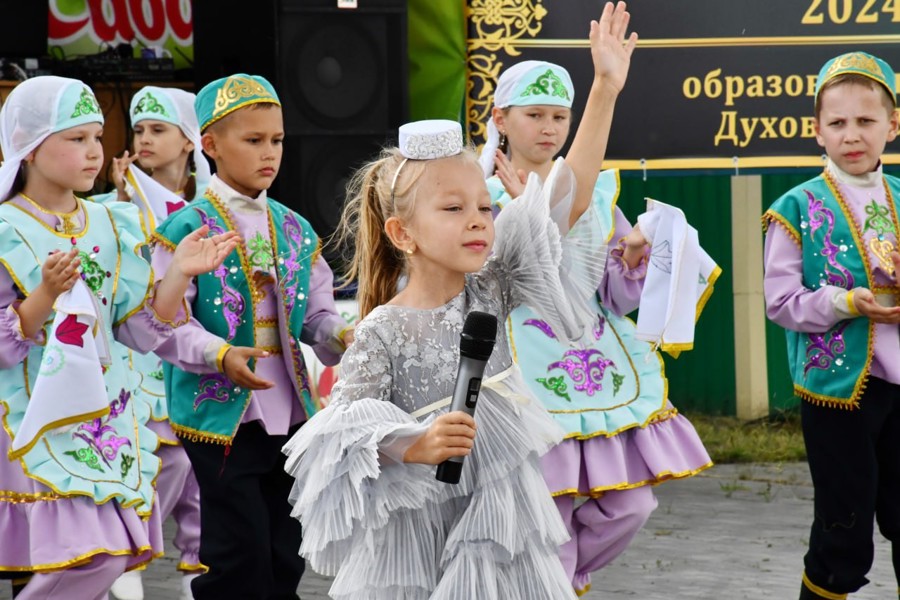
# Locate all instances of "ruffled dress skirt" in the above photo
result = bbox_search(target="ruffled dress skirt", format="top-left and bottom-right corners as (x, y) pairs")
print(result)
(284, 368), (579, 599)
(0, 405), (164, 573)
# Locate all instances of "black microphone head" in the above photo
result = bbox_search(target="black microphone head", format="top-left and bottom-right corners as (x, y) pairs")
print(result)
(459, 311), (498, 360)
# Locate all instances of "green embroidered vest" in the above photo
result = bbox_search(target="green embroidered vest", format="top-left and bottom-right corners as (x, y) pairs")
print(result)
(764, 173), (900, 408)
(155, 192), (318, 443)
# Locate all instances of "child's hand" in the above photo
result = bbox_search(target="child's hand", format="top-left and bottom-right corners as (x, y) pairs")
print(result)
(852, 288), (900, 323)
(590, 1), (638, 94)
(495, 151), (527, 199)
(341, 326), (355, 348)
(402, 412), (477, 465)
(171, 225), (241, 278)
(110, 150), (139, 202)
(222, 346), (275, 390)
(38, 249), (81, 300)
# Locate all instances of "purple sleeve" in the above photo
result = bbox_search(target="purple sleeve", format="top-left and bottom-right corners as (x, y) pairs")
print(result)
(299, 257), (347, 367)
(598, 207), (648, 317)
(763, 223), (848, 332)
(0, 265), (41, 369)
(130, 243), (225, 374)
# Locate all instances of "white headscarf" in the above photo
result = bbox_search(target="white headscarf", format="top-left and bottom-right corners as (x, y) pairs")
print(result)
(478, 60), (575, 179)
(0, 76), (105, 201)
(129, 86), (211, 188)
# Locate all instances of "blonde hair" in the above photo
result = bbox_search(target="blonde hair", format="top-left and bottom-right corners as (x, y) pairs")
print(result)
(334, 145), (479, 319)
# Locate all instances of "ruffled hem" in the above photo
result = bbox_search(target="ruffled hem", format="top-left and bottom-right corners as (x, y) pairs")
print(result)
(1, 398), (161, 514)
(541, 410), (712, 496)
(284, 371), (573, 596)
(0, 492), (164, 573)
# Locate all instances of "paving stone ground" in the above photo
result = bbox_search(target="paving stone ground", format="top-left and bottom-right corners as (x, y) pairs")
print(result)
(3, 462), (894, 599)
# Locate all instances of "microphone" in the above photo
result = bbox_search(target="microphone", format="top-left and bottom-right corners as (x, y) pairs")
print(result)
(435, 310), (498, 484)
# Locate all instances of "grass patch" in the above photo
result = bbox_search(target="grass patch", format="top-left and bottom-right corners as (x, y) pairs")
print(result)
(685, 410), (807, 464)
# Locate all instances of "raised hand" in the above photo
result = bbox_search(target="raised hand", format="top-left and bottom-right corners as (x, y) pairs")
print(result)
(591, 1), (639, 93)
(110, 150), (139, 202)
(171, 225), (241, 278)
(222, 346), (275, 390)
(403, 412), (477, 465)
(495, 150), (527, 199)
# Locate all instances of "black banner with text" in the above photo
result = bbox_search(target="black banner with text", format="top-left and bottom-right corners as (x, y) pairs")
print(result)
(466, 0), (900, 171)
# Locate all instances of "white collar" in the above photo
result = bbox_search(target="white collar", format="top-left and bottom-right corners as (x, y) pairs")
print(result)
(826, 158), (883, 188)
(208, 175), (267, 214)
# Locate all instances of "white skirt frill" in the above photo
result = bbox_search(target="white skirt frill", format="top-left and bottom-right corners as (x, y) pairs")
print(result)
(283, 367), (577, 599)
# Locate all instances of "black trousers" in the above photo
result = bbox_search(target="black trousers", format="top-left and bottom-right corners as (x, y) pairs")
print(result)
(801, 376), (900, 596)
(181, 422), (304, 600)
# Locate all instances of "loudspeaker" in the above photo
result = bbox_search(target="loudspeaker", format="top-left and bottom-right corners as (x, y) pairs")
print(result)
(192, 0), (408, 244)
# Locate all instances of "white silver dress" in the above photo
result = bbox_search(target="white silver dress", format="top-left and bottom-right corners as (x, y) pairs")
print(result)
(283, 160), (608, 599)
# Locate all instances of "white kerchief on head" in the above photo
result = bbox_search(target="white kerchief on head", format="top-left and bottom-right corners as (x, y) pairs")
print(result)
(478, 60), (575, 179)
(10, 279), (111, 458)
(0, 76), (104, 202)
(129, 86), (211, 189)
(634, 199), (719, 357)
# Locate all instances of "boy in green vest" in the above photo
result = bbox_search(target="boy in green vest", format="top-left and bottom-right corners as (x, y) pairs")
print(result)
(151, 74), (353, 600)
(763, 52), (900, 600)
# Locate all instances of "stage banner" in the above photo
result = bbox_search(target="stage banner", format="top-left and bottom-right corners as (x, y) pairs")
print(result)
(466, 0), (900, 171)
(49, 0), (193, 69)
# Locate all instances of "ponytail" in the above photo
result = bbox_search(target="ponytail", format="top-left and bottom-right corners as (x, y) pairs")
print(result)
(332, 147), (426, 320)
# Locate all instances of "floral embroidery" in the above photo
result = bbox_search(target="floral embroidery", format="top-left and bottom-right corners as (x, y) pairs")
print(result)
(70, 88), (101, 118)
(612, 372), (625, 395)
(804, 322), (848, 374)
(120, 454), (134, 478)
(535, 375), (571, 401)
(520, 69), (571, 101)
(549, 349), (615, 396)
(132, 92), (170, 118)
(148, 367), (165, 381)
(807, 190), (854, 289)
(195, 206), (244, 339)
(38, 346), (65, 376)
(77, 248), (109, 297)
(55, 314), (89, 347)
(402, 129), (463, 160)
(194, 373), (230, 409)
(68, 390), (133, 472)
(862, 199), (894, 236)
(247, 231), (274, 270)
(64, 447), (105, 473)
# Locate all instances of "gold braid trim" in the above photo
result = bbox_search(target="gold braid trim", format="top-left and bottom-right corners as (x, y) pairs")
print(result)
(170, 423), (233, 446)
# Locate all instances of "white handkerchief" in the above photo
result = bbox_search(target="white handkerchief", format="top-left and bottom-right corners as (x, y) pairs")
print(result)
(635, 199), (719, 356)
(11, 280), (111, 457)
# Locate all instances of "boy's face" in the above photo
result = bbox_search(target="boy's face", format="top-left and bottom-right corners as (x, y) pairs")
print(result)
(815, 82), (898, 176)
(201, 105), (284, 197)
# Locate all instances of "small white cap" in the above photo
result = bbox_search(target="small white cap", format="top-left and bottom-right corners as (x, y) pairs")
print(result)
(398, 119), (463, 160)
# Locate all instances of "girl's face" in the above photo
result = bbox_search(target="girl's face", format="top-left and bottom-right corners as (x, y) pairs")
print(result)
(815, 83), (898, 176)
(398, 158), (495, 281)
(132, 119), (193, 171)
(28, 123), (103, 194)
(494, 105), (571, 167)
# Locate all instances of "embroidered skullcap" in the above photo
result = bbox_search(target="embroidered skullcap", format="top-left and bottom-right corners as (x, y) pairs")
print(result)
(195, 74), (281, 133)
(479, 61), (574, 178)
(398, 119), (464, 160)
(815, 51), (896, 105)
(130, 86), (211, 186)
(0, 76), (104, 201)
(391, 120), (464, 201)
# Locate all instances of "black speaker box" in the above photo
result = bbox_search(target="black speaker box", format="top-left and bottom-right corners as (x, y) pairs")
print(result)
(193, 0), (408, 243)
